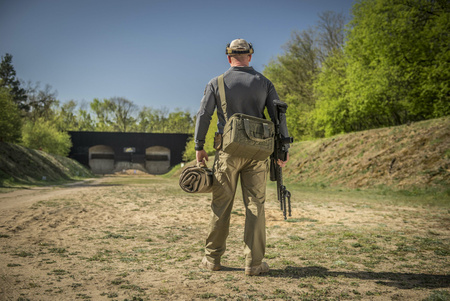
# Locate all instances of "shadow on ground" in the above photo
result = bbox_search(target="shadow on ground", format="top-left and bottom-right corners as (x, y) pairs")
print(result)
(269, 266), (450, 289)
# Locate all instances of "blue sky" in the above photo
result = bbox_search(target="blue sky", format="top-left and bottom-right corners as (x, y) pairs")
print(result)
(0, 0), (354, 114)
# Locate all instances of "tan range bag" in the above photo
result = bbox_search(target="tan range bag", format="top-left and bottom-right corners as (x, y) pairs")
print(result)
(222, 113), (274, 161)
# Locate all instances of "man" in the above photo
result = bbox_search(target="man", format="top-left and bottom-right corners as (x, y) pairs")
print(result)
(195, 38), (290, 276)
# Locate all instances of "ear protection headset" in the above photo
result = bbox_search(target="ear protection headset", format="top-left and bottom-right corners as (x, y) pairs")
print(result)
(226, 42), (254, 55)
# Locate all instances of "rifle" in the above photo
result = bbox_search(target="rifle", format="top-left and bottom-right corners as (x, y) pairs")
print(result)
(270, 100), (294, 220)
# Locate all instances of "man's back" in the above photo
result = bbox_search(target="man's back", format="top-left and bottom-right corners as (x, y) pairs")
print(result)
(219, 66), (276, 119)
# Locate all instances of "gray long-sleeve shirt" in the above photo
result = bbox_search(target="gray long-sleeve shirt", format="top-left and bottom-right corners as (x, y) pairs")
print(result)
(194, 66), (290, 150)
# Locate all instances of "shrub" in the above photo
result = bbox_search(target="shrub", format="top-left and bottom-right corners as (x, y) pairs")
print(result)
(21, 118), (72, 156)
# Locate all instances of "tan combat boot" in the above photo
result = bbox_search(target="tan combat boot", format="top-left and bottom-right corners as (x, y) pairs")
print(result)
(199, 257), (222, 271)
(245, 262), (269, 276)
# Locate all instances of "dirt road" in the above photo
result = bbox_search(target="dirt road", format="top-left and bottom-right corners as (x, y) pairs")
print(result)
(0, 178), (107, 210)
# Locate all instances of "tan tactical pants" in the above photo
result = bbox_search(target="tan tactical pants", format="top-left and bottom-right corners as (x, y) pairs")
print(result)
(205, 150), (269, 268)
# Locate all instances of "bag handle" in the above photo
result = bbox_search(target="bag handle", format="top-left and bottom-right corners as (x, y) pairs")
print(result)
(196, 161), (208, 168)
(243, 119), (273, 142)
(218, 74), (228, 122)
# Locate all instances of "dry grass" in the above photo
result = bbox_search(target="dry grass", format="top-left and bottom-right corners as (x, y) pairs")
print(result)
(286, 116), (450, 192)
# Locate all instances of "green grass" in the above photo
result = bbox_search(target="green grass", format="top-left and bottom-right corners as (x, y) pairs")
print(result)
(274, 181), (450, 208)
(424, 290), (450, 301)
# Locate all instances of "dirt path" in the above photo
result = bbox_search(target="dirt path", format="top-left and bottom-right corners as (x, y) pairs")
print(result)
(0, 178), (107, 210)
(0, 175), (448, 301)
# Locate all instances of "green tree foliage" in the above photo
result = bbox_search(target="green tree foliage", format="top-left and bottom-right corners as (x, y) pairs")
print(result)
(183, 113), (217, 162)
(314, 0), (449, 136)
(90, 97), (139, 132)
(109, 97), (138, 132)
(136, 106), (169, 133)
(135, 106), (194, 133)
(21, 117), (72, 156)
(264, 29), (319, 141)
(76, 109), (96, 131)
(0, 53), (27, 111)
(90, 98), (115, 131)
(348, 0), (449, 121)
(313, 48), (350, 137)
(0, 87), (22, 143)
(167, 110), (194, 133)
(53, 100), (96, 132)
(54, 98), (194, 134)
(264, 11), (347, 140)
(54, 100), (79, 131)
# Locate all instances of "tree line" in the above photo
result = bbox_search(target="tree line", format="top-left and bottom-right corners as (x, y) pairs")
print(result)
(264, 0), (449, 141)
(0, 55), (195, 156)
(1, 0), (448, 160)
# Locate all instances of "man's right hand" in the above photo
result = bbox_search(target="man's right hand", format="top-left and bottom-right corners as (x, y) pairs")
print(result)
(277, 152), (289, 168)
(196, 149), (208, 166)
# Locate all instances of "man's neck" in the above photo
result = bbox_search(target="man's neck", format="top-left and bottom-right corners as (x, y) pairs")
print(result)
(230, 63), (250, 67)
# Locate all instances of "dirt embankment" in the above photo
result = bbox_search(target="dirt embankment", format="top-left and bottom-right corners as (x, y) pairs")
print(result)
(0, 142), (93, 186)
(286, 117), (450, 190)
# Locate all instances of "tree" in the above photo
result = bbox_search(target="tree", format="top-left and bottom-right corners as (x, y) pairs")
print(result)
(0, 53), (27, 111)
(311, 0), (449, 137)
(264, 29), (319, 140)
(344, 0), (449, 128)
(263, 11), (347, 140)
(166, 110), (194, 133)
(76, 109), (95, 131)
(60, 100), (78, 130)
(317, 11), (347, 60)
(90, 98), (114, 131)
(25, 82), (59, 122)
(135, 106), (152, 132)
(21, 117), (72, 156)
(90, 97), (138, 132)
(109, 97), (138, 132)
(135, 106), (170, 133)
(53, 100), (81, 131)
(0, 87), (22, 143)
(313, 48), (351, 136)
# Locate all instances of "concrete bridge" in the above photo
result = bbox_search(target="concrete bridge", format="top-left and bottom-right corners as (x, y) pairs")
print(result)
(68, 131), (191, 175)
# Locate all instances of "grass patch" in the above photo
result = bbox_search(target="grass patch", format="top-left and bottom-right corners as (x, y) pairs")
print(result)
(423, 290), (450, 301)
(14, 251), (33, 258)
(102, 231), (135, 240)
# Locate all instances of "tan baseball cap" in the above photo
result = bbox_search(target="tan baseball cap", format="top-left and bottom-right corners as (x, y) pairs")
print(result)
(226, 39), (254, 56)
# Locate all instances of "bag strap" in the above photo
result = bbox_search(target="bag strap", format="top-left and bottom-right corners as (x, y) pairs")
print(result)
(218, 74), (228, 121)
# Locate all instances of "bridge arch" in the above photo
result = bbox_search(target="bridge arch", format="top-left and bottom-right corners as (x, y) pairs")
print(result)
(89, 145), (115, 174)
(145, 146), (170, 174)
